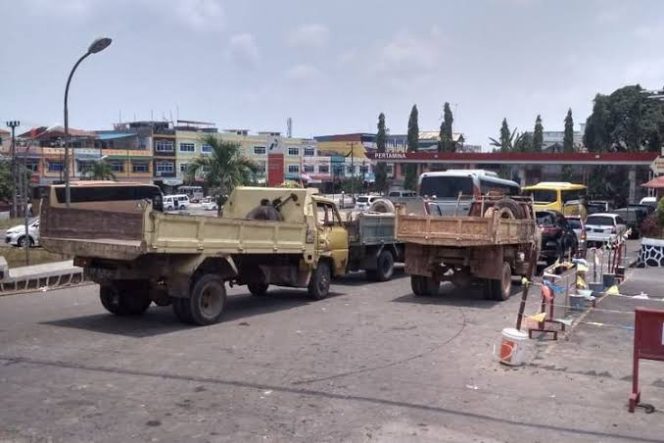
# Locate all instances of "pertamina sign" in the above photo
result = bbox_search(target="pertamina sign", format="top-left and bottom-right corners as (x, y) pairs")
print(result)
(374, 152), (407, 160)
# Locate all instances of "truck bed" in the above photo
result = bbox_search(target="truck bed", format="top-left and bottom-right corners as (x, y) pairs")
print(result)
(396, 214), (537, 247)
(41, 205), (310, 261)
(343, 212), (396, 246)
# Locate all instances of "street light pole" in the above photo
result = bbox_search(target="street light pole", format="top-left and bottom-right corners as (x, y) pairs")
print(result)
(6, 121), (19, 217)
(63, 37), (112, 207)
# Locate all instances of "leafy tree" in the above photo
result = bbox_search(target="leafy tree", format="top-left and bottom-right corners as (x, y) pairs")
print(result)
(560, 164), (574, 182)
(187, 135), (258, 203)
(438, 102), (455, 152)
(489, 118), (516, 152)
(584, 85), (664, 152)
(374, 112), (388, 193)
(0, 160), (12, 202)
(563, 108), (575, 153)
(533, 115), (544, 152)
(404, 105), (419, 190)
(513, 132), (533, 153)
(82, 160), (116, 180)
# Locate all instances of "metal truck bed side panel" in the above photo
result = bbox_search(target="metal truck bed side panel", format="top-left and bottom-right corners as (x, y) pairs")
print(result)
(147, 213), (309, 254)
(344, 213), (396, 245)
(397, 214), (536, 246)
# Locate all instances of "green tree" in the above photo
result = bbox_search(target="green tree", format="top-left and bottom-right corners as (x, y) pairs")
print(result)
(187, 135), (258, 203)
(513, 132), (533, 153)
(82, 160), (116, 180)
(584, 85), (664, 152)
(563, 108), (575, 153)
(533, 115), (544, 152)
(374, 112), (388, 193)
(404, 105), (419, 190)
(0, 160), (12, 201)
(489, 118), (516, 152)
(438, 102), (455, 152)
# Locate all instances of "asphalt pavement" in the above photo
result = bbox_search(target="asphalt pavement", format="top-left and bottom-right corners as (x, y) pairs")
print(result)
(1, 267), (663, 442)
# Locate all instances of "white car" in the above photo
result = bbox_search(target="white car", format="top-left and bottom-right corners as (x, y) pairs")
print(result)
(201, 198), (219, 211)
(163, 194), (191, 211)
(585, 213), (627, 247)
(5, 218), (40, 248)
(354, 195), (381, 211)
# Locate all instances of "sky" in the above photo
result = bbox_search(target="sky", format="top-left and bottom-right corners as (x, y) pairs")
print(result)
(1, 0), (664, 147)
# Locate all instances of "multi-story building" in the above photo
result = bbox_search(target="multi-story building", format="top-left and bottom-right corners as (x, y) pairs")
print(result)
(95, 125), (153, 184)
(0, 129), (10, 154)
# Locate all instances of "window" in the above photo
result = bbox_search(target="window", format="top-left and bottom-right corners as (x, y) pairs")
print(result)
(179, 163), (189, 173)
(419, 176), (474, 199)
(253, 146), (266, 155)
(110, 161), (124, 172)
(303, 164), (315, 173)
(201, 144), (212, 153)
(48, 161), (63, 172)
(155, 140), (174, 152)
(132, 161), (149, 173)
(256, 161), (267, 174)
(156, 161), (174, 174)
(318, 164), (329, 173)
(288, 147), (299, 156)
(288, 164), (299, 173)
(359, 165), (369, 174)
(347, 165), (355, 174)
(316, 203), (340, 226)
(179, 143), (195, 153)
(25, 160), (39, 172)
(304, 147), (315, 156)
(387, 164), (395, 175)
(527, 190), (557, 204)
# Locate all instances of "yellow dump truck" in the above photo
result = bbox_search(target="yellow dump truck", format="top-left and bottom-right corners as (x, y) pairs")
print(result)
(40, 183), (350, 325)
(396, 197), (539, 300)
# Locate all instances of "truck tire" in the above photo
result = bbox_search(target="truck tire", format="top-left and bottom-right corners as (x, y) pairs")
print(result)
(100, 282), (151, 316)
(369, 198), (395, 213)
(494, 198), (524, 219)
(411, 275), (439, 296)
(189, 274), (227, 326)
(308, 261), (331, 300)
(172, 297), (194, 324)
(248, 282), (269, 296)
(367, 250), (395, 282)
(486, 262), (512, 301)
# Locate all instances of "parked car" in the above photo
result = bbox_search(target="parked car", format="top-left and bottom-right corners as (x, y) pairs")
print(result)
(201, 197), (219, 211)
(163, 194), (191, 211)
(611, 207), (647, 239)
(639, 196), (657, 208)
(535, 210), (578, 264)
(585, 213), (627, 247)
(566, 215), (587, 257)
(5, 217), (40, 248)
(354, 195), (381, 211)
(587, 200), (612, 215)
(626, 203), (655, 216)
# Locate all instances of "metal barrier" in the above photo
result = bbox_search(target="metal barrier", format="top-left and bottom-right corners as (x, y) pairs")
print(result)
(0, 266), (90, 296)
(629, 307), (664, 413)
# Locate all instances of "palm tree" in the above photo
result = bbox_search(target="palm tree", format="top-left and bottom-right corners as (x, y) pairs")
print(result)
(83, 160), (116, 180)
(186, 135), (258, 202)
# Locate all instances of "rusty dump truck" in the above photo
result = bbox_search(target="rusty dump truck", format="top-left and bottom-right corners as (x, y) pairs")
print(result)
(40, 183), (402, 325)
(396, 197), (539, 300)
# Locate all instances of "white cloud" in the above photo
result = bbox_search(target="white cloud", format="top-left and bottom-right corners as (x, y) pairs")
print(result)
(287, 24), (330, 49)
(374, 27), (444, 80)
(228, 33), (260, 68)
(175, 0), (224, 31)
(23, 0), (97, 18)
(285, 64), (321, 82)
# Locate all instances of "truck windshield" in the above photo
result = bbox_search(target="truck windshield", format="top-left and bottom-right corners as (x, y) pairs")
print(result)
(527, 190), (557, 204)
(419, 176), (473, 199)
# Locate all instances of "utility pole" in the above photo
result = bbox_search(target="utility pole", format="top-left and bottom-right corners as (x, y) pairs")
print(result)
(6, 121), (20, 217)
(346, 141), (357, 198)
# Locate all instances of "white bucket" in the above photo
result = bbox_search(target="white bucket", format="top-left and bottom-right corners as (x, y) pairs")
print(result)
(498, 328), (529, 366)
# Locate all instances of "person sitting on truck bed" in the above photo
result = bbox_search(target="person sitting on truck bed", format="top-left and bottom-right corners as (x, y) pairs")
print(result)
(246, 199), (284, 221)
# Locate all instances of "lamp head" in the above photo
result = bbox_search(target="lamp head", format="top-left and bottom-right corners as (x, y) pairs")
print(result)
(88, 37), (112, 54)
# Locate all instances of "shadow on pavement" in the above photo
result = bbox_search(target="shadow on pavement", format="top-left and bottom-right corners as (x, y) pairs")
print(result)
(333, 268), (407, 287)
(42, 290), (346, 337)
(392, 281), (520, 309)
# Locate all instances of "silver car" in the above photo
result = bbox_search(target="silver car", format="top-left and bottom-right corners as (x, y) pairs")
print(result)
(585, 213), (627, 247)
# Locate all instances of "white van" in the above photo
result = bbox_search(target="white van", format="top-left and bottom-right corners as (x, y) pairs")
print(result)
(163, 194), (190, 211)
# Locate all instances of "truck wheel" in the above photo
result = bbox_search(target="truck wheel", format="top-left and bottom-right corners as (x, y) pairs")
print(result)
(172, 297), (194, 324)
(248, 282), (269, 296)
(411, 275), (439, 296)
(308, 261), (331, 300)
(189, 274), (227, 326)
(367, 250), (394, 282)
(487, 262), (512, 301)
(100, 284), (126, 315)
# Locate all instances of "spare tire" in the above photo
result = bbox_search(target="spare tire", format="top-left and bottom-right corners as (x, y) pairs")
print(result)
(494, 198), (524, 219)
(369, 198), (395, 213)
